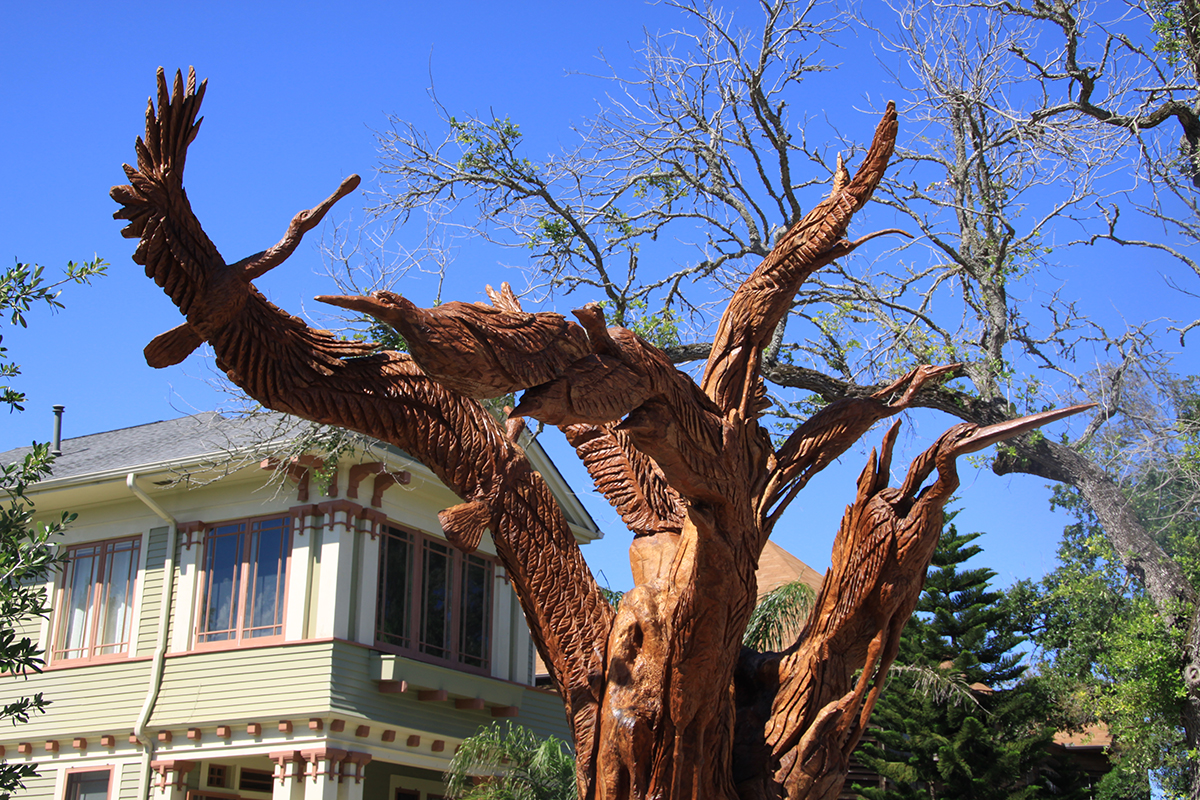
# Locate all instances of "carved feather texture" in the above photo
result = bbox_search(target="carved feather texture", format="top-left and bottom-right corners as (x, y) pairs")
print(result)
(319, 290), (592, 399)
(562, 423), (685, 536)
(702, 103), (899, 415)
(111, 68), (220, 322)
(114, 71), (614, 783)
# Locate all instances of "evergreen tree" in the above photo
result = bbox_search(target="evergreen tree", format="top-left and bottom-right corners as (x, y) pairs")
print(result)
(854, 521), (1058, 800)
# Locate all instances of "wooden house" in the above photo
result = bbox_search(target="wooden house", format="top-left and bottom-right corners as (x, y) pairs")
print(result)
(0, 412), (600, 800)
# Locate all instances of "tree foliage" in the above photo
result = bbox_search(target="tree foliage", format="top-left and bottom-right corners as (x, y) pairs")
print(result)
(0, 257), (104, 798)
(856, 522), (1058, 800)
(742, 577), (816, 652)
(445, 723), (576, 800)
(1023, 476), (1199, 798)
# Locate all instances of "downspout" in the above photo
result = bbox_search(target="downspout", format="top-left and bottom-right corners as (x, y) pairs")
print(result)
(127, 473), (178, 800)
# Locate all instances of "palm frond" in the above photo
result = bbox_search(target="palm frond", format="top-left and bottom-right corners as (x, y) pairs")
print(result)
(743, 578), (816, 651)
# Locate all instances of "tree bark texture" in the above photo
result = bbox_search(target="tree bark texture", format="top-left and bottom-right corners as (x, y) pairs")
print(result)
(112, 69), (1090, 800)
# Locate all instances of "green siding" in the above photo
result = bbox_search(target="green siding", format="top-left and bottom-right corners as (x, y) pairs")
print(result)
(118, 761), (142, 800)
(136, 526), (169, 657)
(148, 642), (335, 727)
(329, 643), (572, 743)
(331, 646), (500, 740)
(0, 660), (151, 740)
(516, 688), (572, 742)
(13, 768), (56, 800)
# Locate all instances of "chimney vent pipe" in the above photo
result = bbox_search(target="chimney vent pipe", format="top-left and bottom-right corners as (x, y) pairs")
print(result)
(51, 405), (64, 457)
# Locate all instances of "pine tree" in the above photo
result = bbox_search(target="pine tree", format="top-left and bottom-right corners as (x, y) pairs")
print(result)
(854, 521), (1059, 800)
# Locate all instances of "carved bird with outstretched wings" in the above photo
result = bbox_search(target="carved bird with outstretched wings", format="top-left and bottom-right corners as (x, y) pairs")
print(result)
(111, 67), (375, 411)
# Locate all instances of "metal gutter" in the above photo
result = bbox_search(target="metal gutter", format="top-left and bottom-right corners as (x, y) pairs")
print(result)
(126, 473), (178, 800)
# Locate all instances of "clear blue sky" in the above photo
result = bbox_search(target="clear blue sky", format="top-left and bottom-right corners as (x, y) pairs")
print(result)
(2, 1), (1194, 592)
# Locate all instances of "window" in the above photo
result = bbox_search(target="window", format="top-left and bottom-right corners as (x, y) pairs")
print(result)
(53, 537), (140, 662)
(197, 516), (289, 645)
(376, 524), (493, 673)
(207, 765), (228, 789)
(65, 770), (110, 800)
(237, 769), (274, 793)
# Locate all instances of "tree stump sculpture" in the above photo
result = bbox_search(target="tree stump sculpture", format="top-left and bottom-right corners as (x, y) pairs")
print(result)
(113, 68), (1090, 800)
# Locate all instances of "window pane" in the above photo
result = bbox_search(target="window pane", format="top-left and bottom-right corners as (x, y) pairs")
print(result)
(377, 526), (412, 648)
(243, 517), (287, 638)
(420, 540), (452, 659)
(57, 545), (100, 659)
(66, 770), (109, 800)
(459, 554), (492, 668)
(97, 539), (139, 655)
(199, 524), (243, 642)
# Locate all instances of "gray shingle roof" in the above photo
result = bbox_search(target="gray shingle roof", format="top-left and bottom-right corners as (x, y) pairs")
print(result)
(0, 412), (290, 481)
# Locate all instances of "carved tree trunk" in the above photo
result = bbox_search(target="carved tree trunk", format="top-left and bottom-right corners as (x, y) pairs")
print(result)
(112, 69), (1088, 800)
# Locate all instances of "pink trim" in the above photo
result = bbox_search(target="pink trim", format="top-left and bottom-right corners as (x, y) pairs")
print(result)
(343, 752), (372, 784)
(278, 721), (292, 734)
(455, 698), (485, 710)
(262, 456), (318, 503)
(149, 760), (195, 791)
(360, 508), (386, 539)
(247, 723), (262, 736)
(300, 748), (348, 780)
(216, 726), (231, 739)
(193, 513), (291, 652)
(345, 463), (410, 507)
(373, 524), (496, 676)
(38, 654), (153, 672)
(270, 751), (304, 783)
(72, 738), (86, 751)
(177, 521), (206, 551)
(346, 463), (384, 499)
(44, 740), (58, 753)
(290, 504), (323, 539)
(317, 498), (363, 526)
(308, 718), (323, 731)
(63, 765), (115, 800)
(157, 731), (172, 743)
(50, 535), (142, 665)
(371, 472), (407, 507)
(186, 728), (201, 741)
(16, 743), (31, 755)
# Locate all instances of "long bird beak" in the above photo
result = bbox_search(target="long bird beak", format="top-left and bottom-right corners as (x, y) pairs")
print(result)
(316, 293), (403, 327)
(949, 402), (1097, 458)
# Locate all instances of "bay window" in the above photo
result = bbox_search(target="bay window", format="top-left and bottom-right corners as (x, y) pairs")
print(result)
(197, 515), (289, 645)
(376, 524), (493, 672)
(53, 537), (140, 662)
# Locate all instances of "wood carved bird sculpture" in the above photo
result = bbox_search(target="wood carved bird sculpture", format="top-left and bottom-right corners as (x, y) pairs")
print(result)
(761, 400), (1096, 800)
(112, 71), (618, 791)
(316, 284), (592, 399)
(111, 67), (375, 409)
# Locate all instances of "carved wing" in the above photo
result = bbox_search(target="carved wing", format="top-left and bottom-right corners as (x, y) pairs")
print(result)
(562, 423), (685, 536)
(111, 68), (219, 318)
(113, 71), (616, 785)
